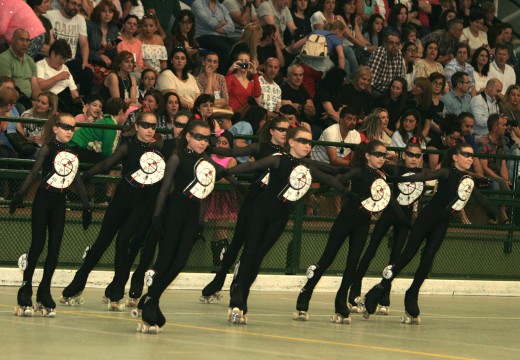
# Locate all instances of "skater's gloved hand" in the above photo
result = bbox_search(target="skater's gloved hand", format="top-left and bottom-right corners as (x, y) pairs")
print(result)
(81, 172), (93, 186)
(9, 192), (23, 214)
(151, 215), (163, 237)
(82, 207), (92, 230)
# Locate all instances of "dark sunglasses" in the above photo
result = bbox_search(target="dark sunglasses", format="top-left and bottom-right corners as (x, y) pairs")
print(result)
(404, 150), (422, 159)
(273, 126), (288, 133)
(139, 121), (157, 130)
(369, 151), (387, 158)
(174, 121), (187, 129)
(143, 13), (156, 18)
(459, 151), (474, 158)
(294, 137), (312, 145)
(57, 123), (75, 132)
(190, 132), (210, 142)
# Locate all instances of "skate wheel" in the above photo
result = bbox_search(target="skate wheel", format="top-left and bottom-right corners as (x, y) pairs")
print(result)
(362, 312), (370, 320)
(25, 308), (34, 317)
(240, 315), (247, 325)
(354, 296), (361, 304)
(215, 293), (223, 301)
(136, 323), (142, 332)
(148, 325), (159, 334)
(199, 295), (206, 303)
(102, 296), (109, 304)
(47, 310), (56, 318)
(78, 298), (84, 305)
(207, 296), (215, 304)
(41, 308), (48, 317)
(131, 309), (141, 318)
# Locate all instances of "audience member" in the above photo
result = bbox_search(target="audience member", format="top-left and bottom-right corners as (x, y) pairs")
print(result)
(470, 78), (502, 137)
(441, 71), (472, 115)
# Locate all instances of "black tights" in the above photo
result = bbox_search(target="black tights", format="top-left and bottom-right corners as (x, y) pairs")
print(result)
(24, 189), (66, 293)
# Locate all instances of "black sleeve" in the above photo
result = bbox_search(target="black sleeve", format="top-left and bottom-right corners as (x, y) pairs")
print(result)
(382, 163), (400, 178)
(301, 158), (349, 175)
(152, 153), (181, 218)
(73, 172), (91, 209)
(225, 155), (281, 176)
(17, 145), (50, 195)
(338, 167), (362, 182)
(309, 166), (350, 193)
(212, 143), (261, 158)
(85, 144), (128, 176)
(398, 168), (450, 182)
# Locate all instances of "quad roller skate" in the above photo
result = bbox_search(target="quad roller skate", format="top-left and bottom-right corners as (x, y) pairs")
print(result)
(14, 282), (35, 317)
(59, 292), (84, 306)
(330, 299), (351, 324)
(137, 296), (160, 334)
(130, 296), (145, 319)
(36, 289), (56, 317)
(401, 290), (420, 325)
(293, 287), (311, 321)
(200, 273), (226, 303)
(102, 282), (114, 304)
(60, 275), (86, 306)
(376, 286), (392, 315)
(127, 273), (144, 307)
(107, 300), (126, 311)
(347, 282), (364, 314)
(362, 283), (387, 319)
(227, 307), (247, 325)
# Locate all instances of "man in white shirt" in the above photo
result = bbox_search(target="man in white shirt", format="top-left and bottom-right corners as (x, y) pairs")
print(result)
(488, 44), (516, 99)
(311, 106), (361, 165)
(258, 57), (282, 117)
(44, 0), (93, 97)
(469, 78), (502, 137)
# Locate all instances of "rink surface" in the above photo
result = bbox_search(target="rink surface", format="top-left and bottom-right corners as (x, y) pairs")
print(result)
(1, 287), (519, 360)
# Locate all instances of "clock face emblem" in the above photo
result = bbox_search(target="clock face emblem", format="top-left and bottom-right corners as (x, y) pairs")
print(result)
(184, 159), (216, 200)
(129, 151), (166, 187)
(397, 172), (424, 206)
(451, 176), (474, 211)
(45, 151), (79, 190)
(361, 178), (391, 212)
(278, 164), (312, 202)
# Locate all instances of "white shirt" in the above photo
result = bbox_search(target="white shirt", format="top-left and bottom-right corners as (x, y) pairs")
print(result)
(44, 10), (87, 57)
(488, 61), (516, 95)
(311, 124), (361, 163)
(460, 28), (488, 52)
(36, 58), (77, 94)
(259, 76), (282, 112)
(157, 70), (200, 104)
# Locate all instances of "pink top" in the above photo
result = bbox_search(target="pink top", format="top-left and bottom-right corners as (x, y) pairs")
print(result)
(211, 154), (233, 168)
(117, 37), (144, 68)
(0, 0), (45, 43)
(225, 73), (261, 112)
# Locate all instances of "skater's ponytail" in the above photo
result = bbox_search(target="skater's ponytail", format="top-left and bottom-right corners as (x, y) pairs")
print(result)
(42, 113), (75, 145)
(350, 140), (386, 168)
(260, 116), (289, 144)
(175, 119), (210, 154)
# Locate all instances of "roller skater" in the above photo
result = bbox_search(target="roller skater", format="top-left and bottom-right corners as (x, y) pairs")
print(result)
(61, 113), (166, 307)
(221, 126), (355, 324)
(295, 139), (405, 324)
(10, 113), (91, 317)
(363, 143), (497, 323)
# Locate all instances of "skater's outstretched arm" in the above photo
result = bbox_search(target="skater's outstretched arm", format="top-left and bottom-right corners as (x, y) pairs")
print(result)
(471, 187), (497, 221)
(152, 153), (181, 219)
(310, 166), (356, 196)
(396, 168), (450, 183)
(210, 143), (261, 158)
(337, 167), (363, 182)
(224, 155), (282, 176)
(83, 143), (129, 178)
(201, 152), (246, 194)
(382, 163), (400, 178)
(301, 158), (350, 175)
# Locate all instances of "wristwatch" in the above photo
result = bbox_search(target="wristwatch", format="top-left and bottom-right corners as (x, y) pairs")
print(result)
(363, 46), (368, 51)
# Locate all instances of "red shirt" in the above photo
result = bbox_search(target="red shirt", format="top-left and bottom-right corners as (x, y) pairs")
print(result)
(225, 73), (261, 112)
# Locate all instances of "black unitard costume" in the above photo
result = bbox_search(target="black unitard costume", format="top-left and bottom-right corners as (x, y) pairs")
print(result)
(296, 165), (406, 319)
(348, 165), (425, 309)
(224, 153), (353, 316)
(62, 138), (166, 303)
(12, 139), (90, 310)
(363, 167), (496, 318)
(201, 142), (285, 298)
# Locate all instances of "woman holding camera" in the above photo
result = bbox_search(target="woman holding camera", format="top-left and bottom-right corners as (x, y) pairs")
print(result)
(225, 51), (261, 113)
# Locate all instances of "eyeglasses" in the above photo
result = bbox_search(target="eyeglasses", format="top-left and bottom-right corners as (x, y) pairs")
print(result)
(294, 137), (312, 145)
(57, 123), (75, 132)
(174, 121), (187, 129)
(190, 132), (210, 142)
(369, 151), (387, 158)
(273, 126), (288, 133)
(143, 76), (156, 81)
(404, 150), (422, 159)
(459, 151), (474, 158)
(139, 121), (157, 130)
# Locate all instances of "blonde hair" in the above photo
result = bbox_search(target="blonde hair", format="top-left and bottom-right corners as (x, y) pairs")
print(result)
(239, 23), (262, 62)
(325, 20), (345, 32)
(352, 66), (372, 89)
(28, 91), (58, 119)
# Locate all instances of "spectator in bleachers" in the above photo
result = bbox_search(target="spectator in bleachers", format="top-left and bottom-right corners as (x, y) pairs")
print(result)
(371, 107), (394, 150)
(257, 0), (297, 43)
(44, 0), (94, 97)
(143, 0), (181, 39)
(374, 76), (408, 132)
(75, 94), (103, 123)
(224, 0), (260, 40)
(225, 51), (261, 113)
(279, 104), (311, 131)
(358, 112), (392, 149)
(313, 67), (347, 137)
(470, 78), (502, 138)
(137, 13), (168, 73)
(456, 0), (471, 27)
(0, 29), (42, 109)
(335, 0), (362, 79)
(391, 109), (425, 148)
(100, 51), (138, 106)
(441, 71), (472, 116)
(386, 3), (409, 38)
(311, 105), (361, 166)
(290, 0), (312, 41)
(193, 93), (221, 134)
(156, 91), (181, 139)
(341, 65), (372, 118)
(426, 120), (461, 170)
(421, 18), (463, 66)
(401, 26), (423, 59)
(417, 0), (452, 32)
(117, 15), (144, 73)
(368, 32), (404, 97)
(481, 0), (501, 33)
(488, 43), (516, 99)
(459, 112), (478, 152)
(433, 8), (456, 32)
(169, 10), (200, 74)
(137, 68), (157, 102)
(444, 42), (476, 96)
(127, 88), (163, 127)
(471, 46), (491, 94)
(402, 41), (417, 93)
(259, 57), (282, 118)
(415, 40), (444, 80)
(280, 63), (315, 122)
(257, 25), (285, 71)
(121, 0), (145, 20)
(197, 52), (230, 109)
(358, 13), (384, 66)
(407, 77), (434, 138)
(355, 0), (382, 23)
(86, 1), (119, 72)
(501, 23), (518, 68)
(36, 39), (82, 115)
(500, 85), (520, 123)
(0, 87), (20, 160)
(157, 47), (200, 109)
(460, 10), (488, 55)
(229, 23), (263, 68)
(192, 0), (236, 75)
(310, 0), (339, 31)
(27, 0), (56, 60)
(428, 72), (446, 134)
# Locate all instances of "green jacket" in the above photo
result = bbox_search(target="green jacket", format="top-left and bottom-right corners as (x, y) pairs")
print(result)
(69, 116), (120, 157)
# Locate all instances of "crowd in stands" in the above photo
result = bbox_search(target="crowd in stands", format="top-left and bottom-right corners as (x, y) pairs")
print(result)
(0, 0), (519, 212)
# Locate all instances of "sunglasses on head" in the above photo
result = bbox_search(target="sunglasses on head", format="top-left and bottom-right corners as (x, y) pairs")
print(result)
(174, 121), (187, 129)
(404, 150), (422, 159)
(190, 132), (210, 142)
(139, 121), (157, 130)
(273, 126), (288, 133)
(57, 123), (75, 132)
(369, 151), (387, 158)
(459, 150), (474, 158)
(294, 137), (312, 145)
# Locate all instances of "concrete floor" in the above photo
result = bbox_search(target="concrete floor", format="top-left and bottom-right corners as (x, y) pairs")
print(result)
(1, 287), (519, 360)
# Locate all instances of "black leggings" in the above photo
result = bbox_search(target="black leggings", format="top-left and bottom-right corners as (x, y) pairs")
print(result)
(148, 195), (201, 299)
(381, 206), (450, 294)
(229, 195), (290, 313)
(24, 189), (66, 292)
(301, 203), (371, 307)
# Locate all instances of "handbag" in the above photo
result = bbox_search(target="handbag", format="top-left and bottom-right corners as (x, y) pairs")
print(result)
(5, 131), (37, 157)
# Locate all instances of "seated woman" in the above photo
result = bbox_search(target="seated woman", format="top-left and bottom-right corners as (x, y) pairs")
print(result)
(86, 1), (120, 70)
(157, 47), (200, 110)
(137, 13), (168, 73)
(192, 94), (221, 136)
(374, 77), (408, 132)
(391, 109), (426, 149)
(196, 52), (230, 109)
(168, 10), (200, 73)
(415, 40), (444, 79)
(229, 23), (263, 69)
(117, 15), (144, 74)
(225, 51), (261, 113)
(101, 51), (138, 107)
(341, 65), (373, 118)
(156, 92), (181, 140)
(138, 69), (157, 102)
